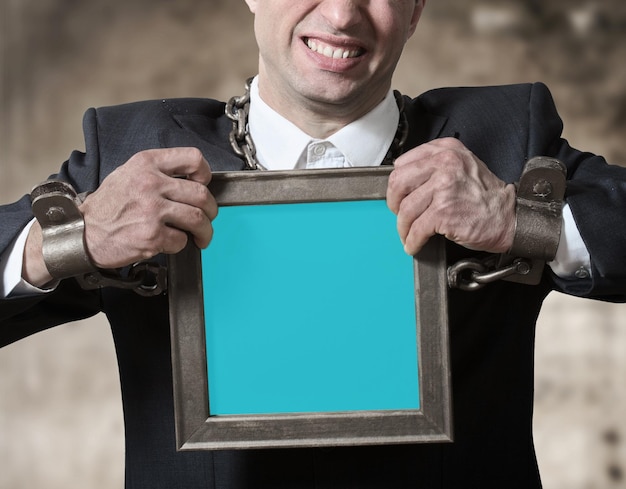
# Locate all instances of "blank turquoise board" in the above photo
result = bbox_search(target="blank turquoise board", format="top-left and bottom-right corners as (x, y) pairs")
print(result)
(202, 200), (419, 415)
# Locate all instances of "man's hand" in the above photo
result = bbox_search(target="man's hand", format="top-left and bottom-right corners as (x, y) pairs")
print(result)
(80, 147), (217, 269)
(386, 138), (516, 256)
(23, 147), (218, 288)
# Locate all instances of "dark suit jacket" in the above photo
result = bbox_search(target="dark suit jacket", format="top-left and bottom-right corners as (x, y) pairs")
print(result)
(2, 83), (626, 488)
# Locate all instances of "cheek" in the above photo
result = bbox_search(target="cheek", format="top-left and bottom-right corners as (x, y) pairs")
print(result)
(255, 9), (295, 49)
(370, 17), (406, 50)
(254, 14), (279, 56)
(375, 2), (417, 41)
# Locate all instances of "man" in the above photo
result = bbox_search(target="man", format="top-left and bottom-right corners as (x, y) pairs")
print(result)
(1, 0), (625, 488)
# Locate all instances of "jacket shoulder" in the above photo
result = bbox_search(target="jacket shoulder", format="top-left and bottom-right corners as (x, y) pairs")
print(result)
(404, 83), (563, 183)
(81, 97), (241, 173)
(92, 97), (226, 126)
(414, 82), (548, 115)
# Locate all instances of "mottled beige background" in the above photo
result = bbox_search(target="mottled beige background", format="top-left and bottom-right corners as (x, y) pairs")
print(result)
(1, 1), (625, 488)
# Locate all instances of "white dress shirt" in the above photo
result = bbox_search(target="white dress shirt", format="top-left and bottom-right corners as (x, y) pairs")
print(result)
(0, 80), (591, 298)
(248, 77), (399, 170)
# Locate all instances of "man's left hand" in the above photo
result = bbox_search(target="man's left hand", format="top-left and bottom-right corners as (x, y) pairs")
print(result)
(387, 137), (516, 256)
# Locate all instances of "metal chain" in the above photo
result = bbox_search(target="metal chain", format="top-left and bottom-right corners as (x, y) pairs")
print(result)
(226, 77), (408, 170)
(447, 256), (533, 291)
(226, 77), (259, 170)
(77, 262), (167, 297)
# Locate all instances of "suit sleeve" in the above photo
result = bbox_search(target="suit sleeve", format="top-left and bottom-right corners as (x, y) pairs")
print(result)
(0, 108), (104, 347)
(527, 82), (626, 300)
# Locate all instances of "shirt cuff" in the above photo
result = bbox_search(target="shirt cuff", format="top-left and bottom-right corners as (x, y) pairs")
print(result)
(0, 219), (59, 298)
(548, 203), (592, 279)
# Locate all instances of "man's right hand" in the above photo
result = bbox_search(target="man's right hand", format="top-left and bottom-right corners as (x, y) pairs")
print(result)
(23, 147), (217, 287)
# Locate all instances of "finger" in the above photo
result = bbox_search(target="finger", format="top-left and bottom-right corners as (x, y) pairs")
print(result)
(388, 142), (460, 213)
(154, 225), (191, 255)
(162, 177), (218, 221)
(162, 200), (215, 249)
(141, 147), (213, 185)
(192, 224), (214, 250)
(403, 208), (438, 256)
(395, 180), (435, 245)
(386, 161), (433, 214)
(83, 216), (191, 269)
(392, 137), (462, 169)
(137, 223), (213, 256)
(393, 144), (434, 169)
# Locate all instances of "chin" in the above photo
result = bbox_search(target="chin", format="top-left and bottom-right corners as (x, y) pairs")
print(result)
(299, 78), (362, 103)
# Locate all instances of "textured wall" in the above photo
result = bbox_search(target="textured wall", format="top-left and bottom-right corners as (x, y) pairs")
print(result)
(1, 1), (625, 488)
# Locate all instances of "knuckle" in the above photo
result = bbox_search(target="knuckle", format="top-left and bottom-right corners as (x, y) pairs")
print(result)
(138, 224), (162, 250)
(129, 149), (155, 169)
(439, 149), (461, 167)
(137, 172), (161, 193)
(387, 168), (407, 194)
(188, 206), (207, 226)
(439, 137), (463, 150)
(186, 147), (204, 165)
(194, 182), (211, 203)
(437, 157), (467, 185)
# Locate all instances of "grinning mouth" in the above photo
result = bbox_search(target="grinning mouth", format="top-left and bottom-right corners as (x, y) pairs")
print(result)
(304, 37), (364, 59)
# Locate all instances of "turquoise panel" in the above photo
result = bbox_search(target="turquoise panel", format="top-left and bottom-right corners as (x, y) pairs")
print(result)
(202, 200), (419, 415)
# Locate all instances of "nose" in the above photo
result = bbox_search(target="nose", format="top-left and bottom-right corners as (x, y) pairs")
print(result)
(319, 0), (363, 31)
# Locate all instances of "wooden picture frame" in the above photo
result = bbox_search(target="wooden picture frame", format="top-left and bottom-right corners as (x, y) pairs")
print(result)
(168, 167), (452, 450)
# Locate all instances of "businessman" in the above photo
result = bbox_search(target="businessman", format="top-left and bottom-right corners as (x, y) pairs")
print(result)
(2, 1), (626, 487)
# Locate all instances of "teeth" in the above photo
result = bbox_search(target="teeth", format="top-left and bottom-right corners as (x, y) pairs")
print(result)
(306, 38), (361, 59)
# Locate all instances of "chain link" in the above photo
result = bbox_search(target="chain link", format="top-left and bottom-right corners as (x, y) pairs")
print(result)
(447, 256), (533, 291)
(77, 262), (167, 297)
(226, 77), (259, 170)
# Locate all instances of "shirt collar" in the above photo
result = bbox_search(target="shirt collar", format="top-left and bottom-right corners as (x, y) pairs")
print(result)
(248, 76), (399, 170)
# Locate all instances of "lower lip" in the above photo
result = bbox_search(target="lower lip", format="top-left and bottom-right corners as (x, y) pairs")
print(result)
(300, 40), (364, 73)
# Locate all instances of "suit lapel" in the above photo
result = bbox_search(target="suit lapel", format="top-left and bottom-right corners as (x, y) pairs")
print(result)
(403, 97), (449, 152)
(159, 96), (451, 169)
(159, 110), (246, 171)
